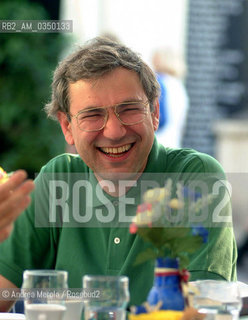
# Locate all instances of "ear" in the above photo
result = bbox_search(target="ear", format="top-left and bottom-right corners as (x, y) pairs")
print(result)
(151, 99), (160, 131)
(57, 111), (75, 145)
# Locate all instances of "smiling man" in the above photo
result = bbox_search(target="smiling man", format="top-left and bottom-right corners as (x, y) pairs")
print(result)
(0, 37), (237, 311)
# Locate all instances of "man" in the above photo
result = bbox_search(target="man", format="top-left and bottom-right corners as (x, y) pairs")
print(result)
(0, 37), (237, 311)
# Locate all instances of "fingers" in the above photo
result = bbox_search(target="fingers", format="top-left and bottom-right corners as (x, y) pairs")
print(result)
(0, 170), (35, 235)
(0, 170), (29, 201)
(0, 181), (35, 228)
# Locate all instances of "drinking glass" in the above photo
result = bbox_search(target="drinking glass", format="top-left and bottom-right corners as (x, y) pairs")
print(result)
(63, 294), (84, 320)
(22, 270), (68, 320)
(83, 275), (129, 320)
(192, 280), (242, 320)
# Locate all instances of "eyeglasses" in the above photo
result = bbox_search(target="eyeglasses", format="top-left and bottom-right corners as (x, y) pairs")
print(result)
(68, 101), (149, 132)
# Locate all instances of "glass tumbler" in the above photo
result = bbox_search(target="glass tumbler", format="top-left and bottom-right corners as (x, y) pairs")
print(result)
(22, 270), (68, 320)
(83, 275), (129, 320)
(192, 280), (242, 320)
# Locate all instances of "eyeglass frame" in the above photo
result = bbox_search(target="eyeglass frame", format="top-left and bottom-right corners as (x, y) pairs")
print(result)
(67, 100), (150, 132)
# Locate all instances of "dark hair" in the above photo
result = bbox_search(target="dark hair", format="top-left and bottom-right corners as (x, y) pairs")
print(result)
(45, 37), (160, 120)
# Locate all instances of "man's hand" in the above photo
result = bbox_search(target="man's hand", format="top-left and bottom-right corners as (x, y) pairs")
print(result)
(0, 170), (35, 242)
(0, 275), (18, 311)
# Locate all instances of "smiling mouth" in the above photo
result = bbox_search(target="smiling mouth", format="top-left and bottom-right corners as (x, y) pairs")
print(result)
(98, 143), (133, 157)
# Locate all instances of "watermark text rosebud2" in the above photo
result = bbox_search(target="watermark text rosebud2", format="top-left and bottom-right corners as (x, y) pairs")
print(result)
(34, 172), (233, 228)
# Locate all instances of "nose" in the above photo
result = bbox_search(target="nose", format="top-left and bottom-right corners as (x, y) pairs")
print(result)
(102, 108), (127, 140)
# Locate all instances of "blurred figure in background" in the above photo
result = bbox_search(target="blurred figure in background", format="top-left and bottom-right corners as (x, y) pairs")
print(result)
(152, 48), (189, 148)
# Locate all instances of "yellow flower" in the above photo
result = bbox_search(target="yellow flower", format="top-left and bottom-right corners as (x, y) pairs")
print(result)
(0, 167), (9, 185)
(134, 203), (153, 226)
(143, 188), (169, 203)
(169, 199), (184, 210)
(134, 213), (152, 226)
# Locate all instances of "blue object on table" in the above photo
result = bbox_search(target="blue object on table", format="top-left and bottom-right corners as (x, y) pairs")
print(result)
(147, 257), (185, 311)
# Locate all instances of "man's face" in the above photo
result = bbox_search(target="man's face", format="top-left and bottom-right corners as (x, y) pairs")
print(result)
(58, 67), (159, 182)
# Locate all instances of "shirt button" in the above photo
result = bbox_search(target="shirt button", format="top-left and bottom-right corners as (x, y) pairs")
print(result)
(113, 200), (119, 207)
(114, 237), (120, 244)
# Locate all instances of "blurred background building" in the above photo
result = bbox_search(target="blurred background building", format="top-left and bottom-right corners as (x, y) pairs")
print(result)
(1, 0), (248, 280)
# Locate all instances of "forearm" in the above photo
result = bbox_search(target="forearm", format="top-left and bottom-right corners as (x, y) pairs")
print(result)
(0, 275), (18, 312)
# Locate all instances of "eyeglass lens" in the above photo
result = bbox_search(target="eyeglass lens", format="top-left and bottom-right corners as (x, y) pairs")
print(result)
(76, 102), (147, 131)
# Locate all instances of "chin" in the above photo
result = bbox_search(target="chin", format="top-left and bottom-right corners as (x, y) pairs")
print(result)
(96, 170), (140, 183)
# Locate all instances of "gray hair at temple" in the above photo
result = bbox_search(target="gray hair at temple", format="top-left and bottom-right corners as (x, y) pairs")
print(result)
(45, 37), (160, 120)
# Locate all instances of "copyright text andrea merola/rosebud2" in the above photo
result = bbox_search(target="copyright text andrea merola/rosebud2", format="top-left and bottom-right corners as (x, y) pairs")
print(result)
(0, 289), (101, 301)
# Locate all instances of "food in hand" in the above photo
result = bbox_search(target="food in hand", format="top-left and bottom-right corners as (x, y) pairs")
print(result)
(0, 167), (10, 185)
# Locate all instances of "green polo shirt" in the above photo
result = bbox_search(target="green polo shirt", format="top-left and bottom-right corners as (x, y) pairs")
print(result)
(0, 139), (237, 306)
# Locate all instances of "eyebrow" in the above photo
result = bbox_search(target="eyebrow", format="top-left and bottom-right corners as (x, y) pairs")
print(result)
(77, 99), (143, 112)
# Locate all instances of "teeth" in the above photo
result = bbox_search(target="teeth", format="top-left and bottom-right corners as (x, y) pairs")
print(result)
(100, 144), (132, 154)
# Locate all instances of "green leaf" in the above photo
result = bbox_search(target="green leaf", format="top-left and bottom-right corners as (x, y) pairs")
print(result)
(137, 227), (191, 250)
(176, 254), (189, 270)
(162, 228), (189, 240)
(133, 248), (158, 265)
(137, 227), (166, 248)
